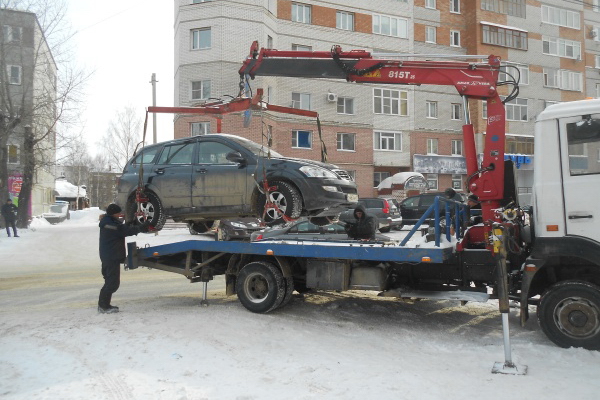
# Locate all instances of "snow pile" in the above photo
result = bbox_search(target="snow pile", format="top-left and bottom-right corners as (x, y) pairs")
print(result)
(55, 178), (87, 198)
(67, 207), (105, 225)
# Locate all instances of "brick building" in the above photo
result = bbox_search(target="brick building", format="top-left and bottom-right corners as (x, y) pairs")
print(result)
(174, 0), (600, 202)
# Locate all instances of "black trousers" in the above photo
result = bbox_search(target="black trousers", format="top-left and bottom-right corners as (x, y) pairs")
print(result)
(4, 218), (17, 236)
(99, 260), (121, 308)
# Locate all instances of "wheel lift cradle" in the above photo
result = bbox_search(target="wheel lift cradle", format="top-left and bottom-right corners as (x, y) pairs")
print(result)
(125, 225), (526, 375)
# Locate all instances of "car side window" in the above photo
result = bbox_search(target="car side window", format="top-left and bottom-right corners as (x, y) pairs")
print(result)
(293, 221), (320, 234)
(402, 197), (419, 207)
(420, 195), (436, 207)
(157, 142), (195, 165)
(131, 147), (160, 165)
(197, 141), (237, 165)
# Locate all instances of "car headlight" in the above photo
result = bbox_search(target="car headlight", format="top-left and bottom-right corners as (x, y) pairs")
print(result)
(229, 222), (246, 228)
(299, 165), (338, 179)
(322, 185), (341, 192)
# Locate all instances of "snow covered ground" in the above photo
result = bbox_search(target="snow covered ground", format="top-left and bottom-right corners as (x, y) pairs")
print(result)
(1, 209), (599, 399)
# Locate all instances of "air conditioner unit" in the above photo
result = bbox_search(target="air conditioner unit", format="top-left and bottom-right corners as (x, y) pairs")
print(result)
(327, 92), (338, 102)
(591, 29), (598, 39)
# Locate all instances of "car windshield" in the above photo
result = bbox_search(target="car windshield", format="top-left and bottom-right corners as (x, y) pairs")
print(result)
(225, 136), (284, 158)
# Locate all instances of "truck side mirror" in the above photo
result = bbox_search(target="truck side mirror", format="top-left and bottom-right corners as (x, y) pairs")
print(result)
(226, 151), (246, 165)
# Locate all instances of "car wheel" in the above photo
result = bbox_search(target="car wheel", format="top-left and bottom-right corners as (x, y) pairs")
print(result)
(257, 181), (302, 225)
(537, 280), (600, 350)
(221, 226), (231, 241)
(236, 261), (286, 313)
(128, 191), (167, 231)
(379, 226), (391, 233)
(188, 221), (214, 235)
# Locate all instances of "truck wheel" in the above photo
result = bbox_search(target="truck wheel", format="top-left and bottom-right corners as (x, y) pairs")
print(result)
(128, 192), (166, 231)
(537, 280), (600, 350)
(280, 276), (295, 308)
(258, 181), (302, 225)
(236, 261), (285, 313)
(188, 221), (214, 235)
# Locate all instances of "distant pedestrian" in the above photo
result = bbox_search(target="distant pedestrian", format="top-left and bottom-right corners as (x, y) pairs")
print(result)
(345, 204), (378, 241)
(98, 203), (150, 314)
(1, 199), (18, 237)
(467, 194), (483, 225)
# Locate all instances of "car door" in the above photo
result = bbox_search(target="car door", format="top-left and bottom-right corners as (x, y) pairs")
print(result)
(191, 139), (251, 214)
(560, 114), (600, 243)
(400, 196), (422, 223)
(150, 141), (195, 212)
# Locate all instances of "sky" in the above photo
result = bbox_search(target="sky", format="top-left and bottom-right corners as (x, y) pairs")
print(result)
(1, 211), (600, 399)
(66, 0), (175, 154)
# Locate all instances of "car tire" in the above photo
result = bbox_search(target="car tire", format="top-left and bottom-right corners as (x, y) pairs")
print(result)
(188, 221), (214, 235)
(257, 180), (302, 225)
(128, 191), (167, 231)
(537, 280), (600, 350)
(379, 226), (391, 233)
(236, 261), (286, 313)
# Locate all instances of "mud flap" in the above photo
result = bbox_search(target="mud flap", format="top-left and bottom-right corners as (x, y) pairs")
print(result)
(125, 242), (138, 270)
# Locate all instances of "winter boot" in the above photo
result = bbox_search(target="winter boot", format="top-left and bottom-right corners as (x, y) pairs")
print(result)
(97, 305), (119, 314)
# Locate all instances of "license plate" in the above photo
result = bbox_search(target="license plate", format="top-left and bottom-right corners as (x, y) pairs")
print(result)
(347, 194), (358, 203)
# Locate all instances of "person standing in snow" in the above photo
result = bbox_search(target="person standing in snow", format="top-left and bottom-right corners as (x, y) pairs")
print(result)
(344, 204), (378, 241)
(1, 199), (18, 237)
(98, 203), (150, 314)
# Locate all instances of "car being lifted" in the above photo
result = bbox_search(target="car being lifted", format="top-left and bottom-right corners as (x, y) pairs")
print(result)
(115, 134), (358, 231)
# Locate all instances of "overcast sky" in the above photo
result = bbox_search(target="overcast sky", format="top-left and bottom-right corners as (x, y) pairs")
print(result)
(66, 0), (175, 155)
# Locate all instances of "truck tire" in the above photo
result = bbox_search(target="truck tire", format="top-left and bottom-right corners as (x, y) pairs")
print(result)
(280, 276), (295, 308)
(236, 261), (286, 313)
(128, 192), (167, 231)
(537, 280), (600, 350)
(257, 181), (302, 225)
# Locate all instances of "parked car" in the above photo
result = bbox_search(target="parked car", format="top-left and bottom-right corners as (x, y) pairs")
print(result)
(398, 191), (465, 228)
(251, 218), (390, 242)
(213, 218), (263, 241)
(338, 198), (402, 233)
(41, 201), (70, 224)
(115, 134), (358, 231)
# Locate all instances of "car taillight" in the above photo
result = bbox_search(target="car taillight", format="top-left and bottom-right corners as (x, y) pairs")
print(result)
(382, 200), (390, 214)
(254, 234), (263, 241)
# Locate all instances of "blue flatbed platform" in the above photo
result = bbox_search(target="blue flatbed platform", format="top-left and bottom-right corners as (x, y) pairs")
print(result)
(136, 239), (454, 264)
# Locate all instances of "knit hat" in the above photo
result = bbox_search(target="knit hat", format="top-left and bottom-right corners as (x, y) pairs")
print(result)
(106, 204), (122, 215)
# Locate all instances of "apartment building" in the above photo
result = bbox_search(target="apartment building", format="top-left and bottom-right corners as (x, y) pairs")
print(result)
(174, 0), (599, 202)
(0, 9), (57, 216)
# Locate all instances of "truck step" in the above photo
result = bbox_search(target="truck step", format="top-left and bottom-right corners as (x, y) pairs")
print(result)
(380, 288), (490, 302)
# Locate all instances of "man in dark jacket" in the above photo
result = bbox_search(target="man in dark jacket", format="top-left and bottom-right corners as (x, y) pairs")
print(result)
(1, 199), (18, 237)
(345, 204), (378, 240)
(98, 203), (149, 314)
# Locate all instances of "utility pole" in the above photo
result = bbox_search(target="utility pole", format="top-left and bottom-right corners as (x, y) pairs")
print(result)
(150, 73), (158, 144)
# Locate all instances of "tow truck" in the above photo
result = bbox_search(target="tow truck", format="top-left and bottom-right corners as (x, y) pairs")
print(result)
(127, 43), (600, 368)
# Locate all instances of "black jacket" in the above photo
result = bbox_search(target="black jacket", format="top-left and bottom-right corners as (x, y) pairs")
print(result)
(1, 203), (17, 222)
(345, 204), (378, 240)
(99, 215), (142, 262)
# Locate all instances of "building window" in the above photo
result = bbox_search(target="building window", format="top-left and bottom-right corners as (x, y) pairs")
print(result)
(450, 30), (460, 47)
(427, 138), (438, 154)
(425, 26), (436, 43)
(7, 65), (21, 85)
(541, 5), (580, 30)
(542, 36), (581, 60)
(337, 133), (356, 151)
(451, 140), (463, 156)
(426, 101), (438, 118)
(267, 35), (273, 49)
(373, 14), (408, 38)
(8, 144), (19, 164)
(191, 28), (211, 50)
(2, 25), (22, 43)
(425, 0), (436, 9)
(506, 136), (533, 155)
(336, 11), (354, 31)
(482, 24), (527, 50)
(505, 98), (528, 122)
(500, 63), (529, 85)
(373, 88), (408, 115)
(292, 44), (312, 52)
(427, 174), (438, 191)
(291, 92), (311, 110)
(450, 0), (460, 13)
(481, 0), (526, 18)
(374, 131), (402, 151)
(451, 103), (461, 120)
(190, 122), (210, 136)
(191, 80), (211, 100)
(337, 97), (354, 114)
(543, 68), (582, 91)
(292, 130), (312, 148)
(292, 3), (311, 24)
(452, 174), (462, 190)
(374, 172), (391, 187)
(346, 170), (356, 181)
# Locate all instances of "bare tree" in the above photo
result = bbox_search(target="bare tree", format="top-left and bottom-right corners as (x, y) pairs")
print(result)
(1, 0), (88, 227)
(101, 106), (143, 172)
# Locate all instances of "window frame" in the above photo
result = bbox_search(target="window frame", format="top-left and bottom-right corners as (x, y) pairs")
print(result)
(7, 65), (22, 85)
(451, 103), (461, 120)
(336, 132), (356, 152)
(291, 92), (311, 110)
(336, 11), (354, 31)
(482, 24), (528, 50)
(372, 14), (408, 38)
(450, 30), (461, 47)
(426, 101), (438, 119)
(425, 26), (437, 43)
(292, 129), (312, 149)
(337, 97), (355, 115)
(425, 0), (436, 9)
(451, 139), (463, 156)
(8, 144), (19, 164)
(190, 80), (211, 101)
(541, 5), (580, 30)
(450, 0), (460, 14)
(373, 88), (408, 116)
(426, 174), (439, 191)
(500, 63), (529, 85)
(427, 138), (439, 155)
(374, 131), (402, 151)
(542, 36), (581, 60)
(374, 171), (391, 187)
(190, 122), (210, 136)
(452, 174), (462, 190)
(292, 3), (312, 24)
(191, 28), (211, 50)
(504, 97), (529, 122)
